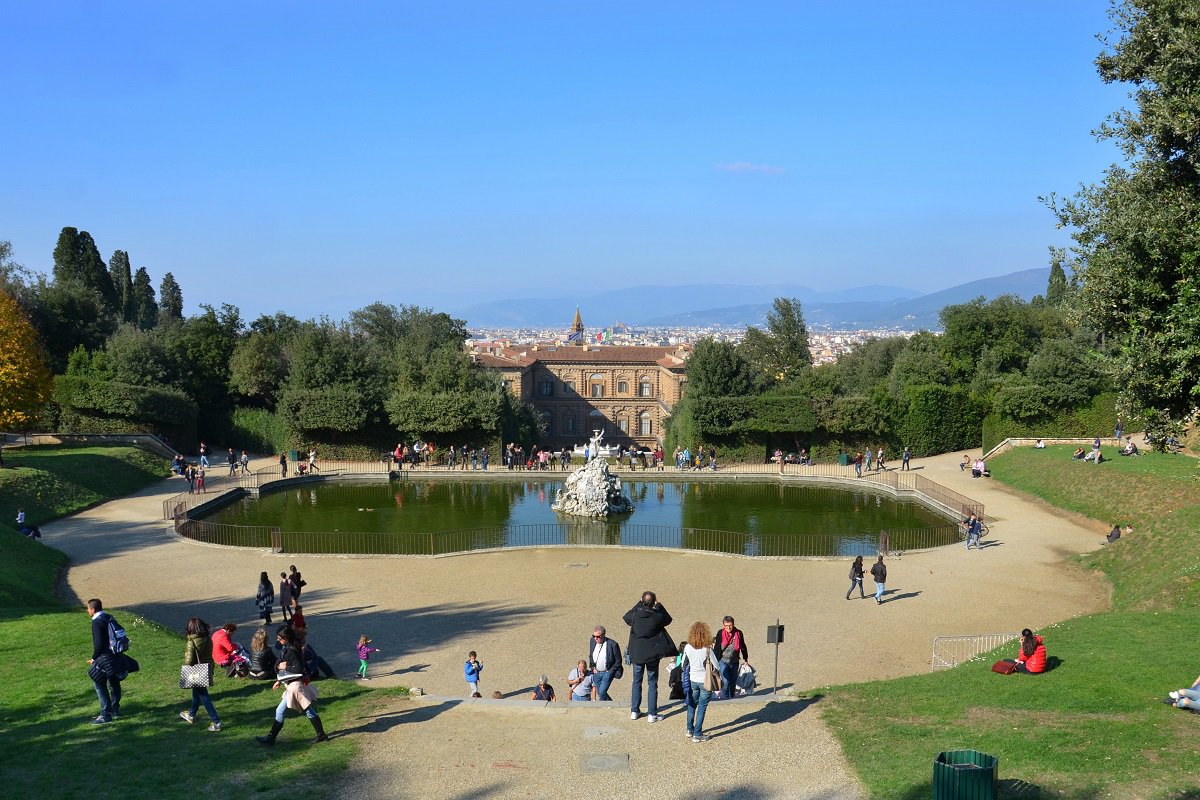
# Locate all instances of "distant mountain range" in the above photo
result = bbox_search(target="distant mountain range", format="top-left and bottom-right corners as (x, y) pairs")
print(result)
(456, 268), (1050, 331)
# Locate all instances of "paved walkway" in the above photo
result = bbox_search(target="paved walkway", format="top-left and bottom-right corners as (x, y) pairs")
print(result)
(43, 449), (1110, 799)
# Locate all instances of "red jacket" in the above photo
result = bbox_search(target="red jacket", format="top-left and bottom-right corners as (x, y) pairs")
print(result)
(212, 628), (235, 666)
(1018, 635), (1046, 674)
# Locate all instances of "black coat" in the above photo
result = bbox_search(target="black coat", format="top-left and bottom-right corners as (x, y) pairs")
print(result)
(249, 646), (277, 678)
(587, 636), (624, 678)
(623, 602), (675, 665)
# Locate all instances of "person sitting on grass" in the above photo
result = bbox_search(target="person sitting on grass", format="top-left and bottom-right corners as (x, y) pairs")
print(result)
(1164, 673), (1200, 710)
(1072, 447), (1087, 460)
(999, 628), (1046, 674)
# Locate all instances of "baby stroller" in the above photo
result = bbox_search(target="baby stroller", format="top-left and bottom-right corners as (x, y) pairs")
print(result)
(224, 644), (251, 678)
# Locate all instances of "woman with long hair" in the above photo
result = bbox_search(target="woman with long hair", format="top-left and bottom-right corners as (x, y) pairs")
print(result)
(846, 556), (865, 600)
(179, 617), (222, 731)
(256, 625), (328, 745)
(1004, 628), (1047, 674)
(682, 621), (721, 742)
(256, 571), (274, 625)
(247, 627), (277, 679)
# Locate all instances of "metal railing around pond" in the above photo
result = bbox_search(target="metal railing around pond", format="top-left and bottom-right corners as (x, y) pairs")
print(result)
(171, 516), (962, 558)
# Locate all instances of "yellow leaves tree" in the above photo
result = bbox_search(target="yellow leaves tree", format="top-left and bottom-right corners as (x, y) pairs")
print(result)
(0, 290), (54, 429)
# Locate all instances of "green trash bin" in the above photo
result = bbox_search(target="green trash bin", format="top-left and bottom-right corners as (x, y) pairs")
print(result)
(932, 750), (997, 800)
(838, 452), (850, 466)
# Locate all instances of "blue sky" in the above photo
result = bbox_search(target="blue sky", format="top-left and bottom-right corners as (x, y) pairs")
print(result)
(1, 1), (1126, 322)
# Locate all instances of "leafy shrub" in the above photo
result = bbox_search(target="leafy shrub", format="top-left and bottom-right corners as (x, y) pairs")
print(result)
(229, 407), (291, 454)
(53, 375), (197, 444)
(982, 392), (1121, 452)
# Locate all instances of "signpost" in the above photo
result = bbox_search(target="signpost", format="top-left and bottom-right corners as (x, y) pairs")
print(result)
(766, 620), (784, 694)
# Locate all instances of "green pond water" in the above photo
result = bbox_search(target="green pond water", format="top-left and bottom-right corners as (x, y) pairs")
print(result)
(205, 479), (956, 557)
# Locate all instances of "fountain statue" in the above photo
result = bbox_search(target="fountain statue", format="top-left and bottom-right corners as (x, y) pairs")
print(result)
(552, 431), (634, 518)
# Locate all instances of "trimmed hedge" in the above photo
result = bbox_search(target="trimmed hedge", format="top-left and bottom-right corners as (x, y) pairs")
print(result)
(229, 407), (291, 455)
(52, 375), (198, 444)
(982, 392), (1121, 452)
(896, 385), (983, 456)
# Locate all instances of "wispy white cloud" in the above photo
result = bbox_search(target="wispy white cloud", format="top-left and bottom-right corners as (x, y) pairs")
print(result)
(716, 161), (785, 175)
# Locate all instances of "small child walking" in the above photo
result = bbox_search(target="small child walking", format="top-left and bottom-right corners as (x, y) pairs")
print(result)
(464, 650), (483, 696)
(356, 635), (380, 680)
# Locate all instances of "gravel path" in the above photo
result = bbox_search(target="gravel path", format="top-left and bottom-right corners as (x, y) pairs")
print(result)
(43, 449), (1110, 799)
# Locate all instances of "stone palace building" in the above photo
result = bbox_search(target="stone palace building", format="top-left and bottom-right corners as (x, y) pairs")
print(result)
(470, 311), (690, 450)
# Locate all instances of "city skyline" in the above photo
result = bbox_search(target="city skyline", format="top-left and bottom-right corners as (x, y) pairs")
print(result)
(3, 2), (1124, 322)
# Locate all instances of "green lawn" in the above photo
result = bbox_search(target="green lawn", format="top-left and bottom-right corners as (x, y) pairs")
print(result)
(0, 446), (392, 800)
(820, 445), (1200, 799)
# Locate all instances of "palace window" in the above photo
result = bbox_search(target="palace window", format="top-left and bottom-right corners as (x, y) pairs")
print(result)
(564, 415), (576, 433)
(590, 373), (605, 398)
(639, 412), (652, 436)
(639, 378), (653, 398)
(617, 380), (629, 394)
(539, 380), (554, 397)
(563, 380), (576, 394)
(618, 417), (628, 433)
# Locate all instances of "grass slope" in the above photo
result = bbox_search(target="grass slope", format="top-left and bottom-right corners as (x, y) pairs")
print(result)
(0, 447), (386, 800)
(820, 446), (1200, 799)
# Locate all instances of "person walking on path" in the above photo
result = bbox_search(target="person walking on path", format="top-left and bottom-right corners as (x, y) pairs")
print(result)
(279, 451), (288, 478)
(227, 448), (237, 476)
(854, 451), (863, 478)
(623, 590), (676, 722)
(963, 513), (983, 550)
(864, 448), (873, 472)
(356, 635), (380, 680)
(199, 442), (209, 468)
(901, 446), (911, 471)
(846, 556), (866, 600)
(307, 448), (319, 473)
(256, 571), (274, 625)
(179, 617), (222, 731)
(870, 556), (887, 605)
(682, 621), (722, 742)
(278, 572), (293, 622)
(713, 616), (748, 700)
(587, 625), (624, 701)
(256, 625), (328, 745)
(85, 598), (122, 724)
(288, 566), (306, 601)
(464, 650), (483, 696)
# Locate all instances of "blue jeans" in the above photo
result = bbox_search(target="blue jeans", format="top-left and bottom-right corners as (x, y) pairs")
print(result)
(875, 582), (886, 602)
(93, 676), (122, 719)
(718, 660), (737, 699)
(189, 687), (219, 723)
(687, 683), (712, 735)
(593, 669), (616, 701)
(275, 693), (317, 722)
(847, 577), (864, 598)
(630, 660), (660, 715)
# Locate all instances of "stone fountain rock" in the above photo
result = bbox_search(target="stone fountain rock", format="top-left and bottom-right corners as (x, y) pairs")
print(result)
(551, 457), (634, 518)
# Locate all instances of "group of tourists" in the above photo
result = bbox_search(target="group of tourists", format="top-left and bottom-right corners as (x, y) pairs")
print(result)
(672, 445), (717, 471)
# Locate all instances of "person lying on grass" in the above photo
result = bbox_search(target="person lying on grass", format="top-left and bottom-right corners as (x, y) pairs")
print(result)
(1164, 674), (1200, 710)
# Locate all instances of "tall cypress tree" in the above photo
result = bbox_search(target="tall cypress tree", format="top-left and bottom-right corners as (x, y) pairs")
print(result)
(110, 250), (135, 322)
(159, 272), (183, 322)
(1045, 262), (1068, 306)
(131, 267), (158, 329)
(51, 227), (117, 314)
(52, 227), (81, 285)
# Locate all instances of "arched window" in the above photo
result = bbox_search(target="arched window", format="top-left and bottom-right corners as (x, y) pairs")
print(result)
(639, 377), (653, 398)
(588, 409), (606, 435)
(618, 417), (628, 433)
(639, 412), (652, 436)
(590, 373), (606, 398)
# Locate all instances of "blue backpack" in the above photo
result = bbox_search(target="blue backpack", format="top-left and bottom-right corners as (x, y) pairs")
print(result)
(107, 615), (130, 654)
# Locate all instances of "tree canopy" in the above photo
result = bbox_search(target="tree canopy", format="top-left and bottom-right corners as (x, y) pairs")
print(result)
(1048, 0), (1200, 431)
(0, 290), (54, 429)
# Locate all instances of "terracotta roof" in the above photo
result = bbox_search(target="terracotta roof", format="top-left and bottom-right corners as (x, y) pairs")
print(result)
(472, 353), (533, 368)
(517, 345), (689, 364)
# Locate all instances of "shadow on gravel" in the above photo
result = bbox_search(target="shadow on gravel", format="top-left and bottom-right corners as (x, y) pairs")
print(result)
(704, 694), (822, 738)
(336, 699), (460, 737)
(679, 786), (771, 800)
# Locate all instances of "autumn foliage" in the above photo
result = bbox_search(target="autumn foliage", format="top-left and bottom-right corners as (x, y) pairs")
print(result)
(0, 291), (54, 429)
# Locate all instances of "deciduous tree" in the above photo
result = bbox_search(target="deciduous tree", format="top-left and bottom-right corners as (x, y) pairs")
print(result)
(1047, 0), (1200, 433)
(0, 290), (54, 428)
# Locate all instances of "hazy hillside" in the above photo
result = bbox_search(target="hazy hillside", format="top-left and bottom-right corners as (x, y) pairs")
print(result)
(462, 268), (1050, 331)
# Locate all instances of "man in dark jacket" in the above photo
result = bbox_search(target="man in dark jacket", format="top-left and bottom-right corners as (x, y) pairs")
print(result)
(871, 556), (887, 604)
(623, 591), (675, 722)
(587, 625), (624, 702)
(86, 598), (122, 724)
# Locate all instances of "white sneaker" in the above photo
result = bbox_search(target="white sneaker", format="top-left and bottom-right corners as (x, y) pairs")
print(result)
(648, 714), (662, 723)
(1169, 691), (1181, 700)
(630, 711), (639, 720)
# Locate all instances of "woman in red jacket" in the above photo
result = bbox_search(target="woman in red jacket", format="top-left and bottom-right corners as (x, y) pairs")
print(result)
(1011, 628), (1046, 674)
(211, 623), (238, 666)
